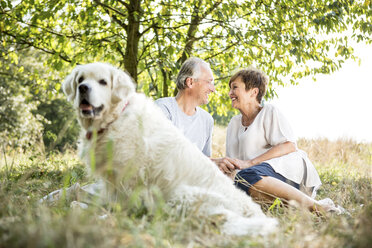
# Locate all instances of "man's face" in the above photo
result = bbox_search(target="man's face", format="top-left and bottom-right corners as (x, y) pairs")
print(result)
(192, 66), (215, 105)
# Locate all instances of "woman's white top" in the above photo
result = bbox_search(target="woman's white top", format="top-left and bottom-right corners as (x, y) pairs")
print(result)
(226, 104), (321, 195)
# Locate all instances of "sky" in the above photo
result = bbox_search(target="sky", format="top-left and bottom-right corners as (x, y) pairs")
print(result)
(269, 43), (372, 143)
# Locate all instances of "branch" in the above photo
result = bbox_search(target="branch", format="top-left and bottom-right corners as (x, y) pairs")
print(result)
(3, 31), (72, 63)
(3, 12), (82, 40)
(112, 14), (128, 30)
(139, 23), (156, 37)
(201, 0), (223, 19)
(117, 0), (130, 9)
(93, 0), (128, 18)
(138, 36), (156, 61)
(116, 44), (125, 59)
(204, 41), (241, 60)
(94, 0), (129, 30)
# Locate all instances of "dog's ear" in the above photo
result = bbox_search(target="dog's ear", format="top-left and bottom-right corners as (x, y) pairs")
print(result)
(111, 67), (136, 104)
(62, 67), (79, 102)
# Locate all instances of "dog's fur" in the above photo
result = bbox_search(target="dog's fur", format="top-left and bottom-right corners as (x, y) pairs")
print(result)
(63, 62), (277, 236)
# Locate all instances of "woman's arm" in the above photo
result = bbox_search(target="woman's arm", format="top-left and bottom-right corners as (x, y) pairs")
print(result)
(212, 141), (296, 175)
(232, 141), (296, 169)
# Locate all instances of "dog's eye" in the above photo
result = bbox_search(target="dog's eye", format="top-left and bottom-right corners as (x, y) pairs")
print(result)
(78, 76), (84, 84)
(99, 79), (107, 86)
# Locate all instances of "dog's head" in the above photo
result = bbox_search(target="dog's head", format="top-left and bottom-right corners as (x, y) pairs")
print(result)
(62, 63), (135, 121)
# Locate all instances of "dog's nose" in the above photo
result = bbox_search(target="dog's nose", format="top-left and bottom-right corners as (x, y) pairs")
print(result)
(79, 84), (90, 94)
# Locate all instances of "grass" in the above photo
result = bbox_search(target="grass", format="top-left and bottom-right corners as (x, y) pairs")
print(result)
(0, 126), (371, 247)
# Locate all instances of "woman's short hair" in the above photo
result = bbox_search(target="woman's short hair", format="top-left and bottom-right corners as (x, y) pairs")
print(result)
(229, 67), (268, 103)
(176, 57), (211, 90)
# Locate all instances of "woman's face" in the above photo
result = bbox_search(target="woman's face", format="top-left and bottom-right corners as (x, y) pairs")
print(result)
(228, 77), (257, 110)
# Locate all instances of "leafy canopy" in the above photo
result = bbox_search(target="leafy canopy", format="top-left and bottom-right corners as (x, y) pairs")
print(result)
(1, 0), (371, 118)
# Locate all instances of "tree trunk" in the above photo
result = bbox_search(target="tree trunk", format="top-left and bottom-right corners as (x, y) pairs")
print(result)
(173, 1), (202, 96)
(124, 0), (142, 83)
(177, 2), (201, 65)
(161, 69), (168, 97)
(154, 25), (169, 97)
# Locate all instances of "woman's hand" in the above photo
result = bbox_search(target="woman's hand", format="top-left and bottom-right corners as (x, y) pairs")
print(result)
(211, 157), (238, 174)
(229, 158), (254, 170)
(211, 157), (254, 174)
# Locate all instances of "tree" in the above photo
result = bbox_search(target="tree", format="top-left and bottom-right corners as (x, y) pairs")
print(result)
(0, 44), (79, 151)
(1, 0), (371, 119)
(0, 46), (45, 150)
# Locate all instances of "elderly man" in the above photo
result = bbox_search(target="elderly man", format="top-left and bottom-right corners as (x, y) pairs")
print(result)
(155, 57), (215, 156)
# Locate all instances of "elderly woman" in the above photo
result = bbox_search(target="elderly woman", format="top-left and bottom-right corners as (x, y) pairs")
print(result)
(213, 67), (332, 213)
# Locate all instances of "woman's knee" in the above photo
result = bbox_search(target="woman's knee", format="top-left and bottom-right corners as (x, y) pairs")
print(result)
(234, 168), (263, 193)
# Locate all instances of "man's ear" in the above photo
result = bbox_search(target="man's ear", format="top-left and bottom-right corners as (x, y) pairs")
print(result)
(111, 67), (136, 104)
(62, 67), (79, 102)
(185, 77), (194, 89)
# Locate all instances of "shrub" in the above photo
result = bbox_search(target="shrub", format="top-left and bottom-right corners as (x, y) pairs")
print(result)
(36, 98), (80, 152)
(0, 88), (44, 150)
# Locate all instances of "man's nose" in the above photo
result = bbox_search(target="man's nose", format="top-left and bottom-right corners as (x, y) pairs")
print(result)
(210, 83), (215, 92)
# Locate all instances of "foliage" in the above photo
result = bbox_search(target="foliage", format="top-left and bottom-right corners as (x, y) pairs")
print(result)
(0, 46), (47, 150)
(0, 44), (78, 151)
(1, 0), (371, 118)
(0, 89), (44, 150)
(0, 138), (371, 247)
(0, 0), (371, 149)
(36, 99), (80, 152)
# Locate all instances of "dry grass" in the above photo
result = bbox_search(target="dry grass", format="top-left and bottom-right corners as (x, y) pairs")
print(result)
(298, 138), (372, 178)
(211, 125), (227, 158)
(0, 126), (371, 247)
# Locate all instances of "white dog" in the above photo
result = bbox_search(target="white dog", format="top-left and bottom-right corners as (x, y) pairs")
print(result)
(62, 62), (277, 236)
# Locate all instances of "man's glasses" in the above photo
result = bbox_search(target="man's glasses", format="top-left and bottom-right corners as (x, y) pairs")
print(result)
(194, 78), (214, 85)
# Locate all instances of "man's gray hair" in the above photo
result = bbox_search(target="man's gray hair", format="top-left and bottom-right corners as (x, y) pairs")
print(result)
(176, 57), (210, 90)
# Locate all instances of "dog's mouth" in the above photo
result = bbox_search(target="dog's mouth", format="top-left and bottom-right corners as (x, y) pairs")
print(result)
(79, 99), (104, 117)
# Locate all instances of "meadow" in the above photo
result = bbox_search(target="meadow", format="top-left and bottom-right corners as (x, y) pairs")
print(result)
(0, 125), (371, 248)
